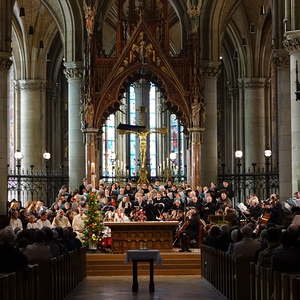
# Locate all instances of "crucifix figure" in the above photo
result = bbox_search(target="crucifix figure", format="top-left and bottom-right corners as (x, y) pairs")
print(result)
(117, 124), (167, 183)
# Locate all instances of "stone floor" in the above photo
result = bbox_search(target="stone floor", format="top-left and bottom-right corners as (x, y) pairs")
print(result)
(66, 276), (227, 300)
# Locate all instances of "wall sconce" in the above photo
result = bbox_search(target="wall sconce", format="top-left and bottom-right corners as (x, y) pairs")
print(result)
(296, 61), (300, 101)
(235, 150), (243, 159)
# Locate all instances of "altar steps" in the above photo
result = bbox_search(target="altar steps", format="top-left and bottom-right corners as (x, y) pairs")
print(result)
(86, 252), (201, 276)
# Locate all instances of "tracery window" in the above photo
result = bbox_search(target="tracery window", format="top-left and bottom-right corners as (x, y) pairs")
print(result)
(170, 114), (185, 177)
(101, 82), (186, 180)
(102, 114), (116, 177)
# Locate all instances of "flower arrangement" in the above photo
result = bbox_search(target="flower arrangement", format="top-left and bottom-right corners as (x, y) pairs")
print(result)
(83, 193), (104, 248)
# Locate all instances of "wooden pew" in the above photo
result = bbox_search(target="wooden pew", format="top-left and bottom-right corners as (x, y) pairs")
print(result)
(0, 248), (86, 300)
(0, 273), (16, 300)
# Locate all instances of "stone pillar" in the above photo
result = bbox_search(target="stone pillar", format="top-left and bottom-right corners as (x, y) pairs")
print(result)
(0, 0), (15, 214)
(284, 33), (300, 192)
(64, 62), (85, 191)
(0, 53), (12, 214)
(19, 80), (46, 169)
(243, 78), (266, 170)
(201, 62), (219, 184)
(85, 128), (99, 188)
(189, 128), (203, 189)
(273, 50), (292, 199)
(134, 79), (150, 127)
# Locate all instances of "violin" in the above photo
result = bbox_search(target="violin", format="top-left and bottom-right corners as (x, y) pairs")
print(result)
(175, 219), (190, 238)
(259, 212), (271, 225)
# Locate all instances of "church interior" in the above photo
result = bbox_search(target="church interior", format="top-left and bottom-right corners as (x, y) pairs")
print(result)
(1, 0), (300, 299)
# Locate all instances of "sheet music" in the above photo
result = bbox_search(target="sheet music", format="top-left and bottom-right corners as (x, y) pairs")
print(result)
(237, 202), (248, 212)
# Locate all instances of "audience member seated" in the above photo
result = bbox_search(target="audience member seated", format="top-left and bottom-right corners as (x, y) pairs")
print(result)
(27, 214), (39, 229)
(231, 224), (261, 261)
(37, 211), (52, 229)
(114, 208), (130, 222)
(0, 216), (28, 273)
(42, 227), (61, 257)
(22, 229), (52, 264)
(62, 227), (82, 251)
(9, 209), (23, 232)
(52, 209), (71, 228)
(271, 225), (300, 273)
(204, 225), (230, 252)
(257, 226), (282, 268)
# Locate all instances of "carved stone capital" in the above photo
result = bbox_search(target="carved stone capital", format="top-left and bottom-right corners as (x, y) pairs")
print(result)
(18, 80), (46, 90)
(187, 0), (202, 17)
(200, 61), (221, 78)
(188, 127), (204, 144)
(243, 78), (267, 89)
(83, 128), (99, 135)
(227, 82), (239, 97)
(188, 127), (205, 133)
(63, 62), (83, 80)
(272, 49), (290, 67)
(12, 80), (19, 90)
(0, 52), (12, 71)
(83, 128), (99, 143)
(283, 31), (300, 53)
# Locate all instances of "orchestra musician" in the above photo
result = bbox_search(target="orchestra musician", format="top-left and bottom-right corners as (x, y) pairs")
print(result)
(178, 208), (200, 252)
(200, 193), (217, 222)
(244, 195), (263, 221)
(265, 194), (284, 225)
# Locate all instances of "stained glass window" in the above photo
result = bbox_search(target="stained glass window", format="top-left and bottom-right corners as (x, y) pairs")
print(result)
(129, 85), (137, 176)
(101, 84), (186, 180)
(102, 114), (115, 178)
(149, 84), (157, 176)
(170, 114), (185, 178)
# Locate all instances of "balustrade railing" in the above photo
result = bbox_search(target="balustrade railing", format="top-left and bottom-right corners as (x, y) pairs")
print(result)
(7, 166), (68, 207)
(218, 163), (279, 203)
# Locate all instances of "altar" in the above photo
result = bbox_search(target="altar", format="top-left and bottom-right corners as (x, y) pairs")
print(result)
(104, 221), (179, 253)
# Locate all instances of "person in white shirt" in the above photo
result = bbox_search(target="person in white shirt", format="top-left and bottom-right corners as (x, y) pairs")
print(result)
(72, 206), (87, 242)
(114, 208), (130, 223)
(9, 210), (23, 231)
(52, 209), (71, 228)
(37, 211), (52, 229)
(27, 215), (39, 229)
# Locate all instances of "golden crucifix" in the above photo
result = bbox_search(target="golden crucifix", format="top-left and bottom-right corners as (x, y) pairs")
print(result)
(117, 124), (167, 183)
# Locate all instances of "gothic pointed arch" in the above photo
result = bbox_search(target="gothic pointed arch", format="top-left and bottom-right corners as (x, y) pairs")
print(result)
(93, 20), (191, 129)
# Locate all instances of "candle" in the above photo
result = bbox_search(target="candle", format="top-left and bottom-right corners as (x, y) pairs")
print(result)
(91, 162), (96, 188)
(91, 162), (95, 173)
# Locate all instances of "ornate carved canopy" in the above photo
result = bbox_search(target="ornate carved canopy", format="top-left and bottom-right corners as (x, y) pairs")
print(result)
(83, 0), (205, 130)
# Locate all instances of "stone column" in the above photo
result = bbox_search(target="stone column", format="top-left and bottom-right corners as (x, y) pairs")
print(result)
(64, 62), (85, 191)
(0, 0), (15, 214)
(201, 62), (219, 184)
(243, 78), (266, 170)
(0, 53), (12, 214)
(284, 33), (300, 192)
(19, 80), (46, 169)
(188, 128), (204, 189)
(273, 49), (292, 199)
(134, 79), (150, 127)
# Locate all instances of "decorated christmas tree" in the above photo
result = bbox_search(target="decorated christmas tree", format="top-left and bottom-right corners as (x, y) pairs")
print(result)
(83, 193), (104, 248)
